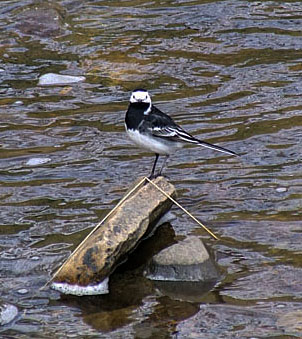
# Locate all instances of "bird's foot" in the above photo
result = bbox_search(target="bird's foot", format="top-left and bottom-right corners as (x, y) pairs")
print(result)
(148, 173), (157, 180)
(148, 171), (166, 180)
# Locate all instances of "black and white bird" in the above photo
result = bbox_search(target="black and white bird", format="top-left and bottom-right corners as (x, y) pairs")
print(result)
(125, 88), (237, 178)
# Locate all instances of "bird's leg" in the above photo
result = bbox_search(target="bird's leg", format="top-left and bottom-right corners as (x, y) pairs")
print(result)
(149, 153), (159, 179)
(158, 155), (169, 177)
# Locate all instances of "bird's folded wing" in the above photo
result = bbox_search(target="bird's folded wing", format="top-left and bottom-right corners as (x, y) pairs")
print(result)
(151, 126), (198, 143)
(150, 123), (237, 155)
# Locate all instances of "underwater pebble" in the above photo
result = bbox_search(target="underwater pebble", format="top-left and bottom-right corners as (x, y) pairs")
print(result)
(276, 187), (287, 193)
(31, 256), (40, 261)
(26, 157), (51, 166)
(0, 303), (18, 325)
(13, 100), (23, 106)
(277, 304), (286, 308)
(38, 73), (86, 86)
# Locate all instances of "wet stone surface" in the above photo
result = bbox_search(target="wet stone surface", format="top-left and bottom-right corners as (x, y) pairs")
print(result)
(176, 303), (302, 338)
(0, 302), (18, 326)
(38, 73), (86, 86)
(15, 3), (67, 38)
(146, 236), (220, 282)
(0, 0), (302, 337)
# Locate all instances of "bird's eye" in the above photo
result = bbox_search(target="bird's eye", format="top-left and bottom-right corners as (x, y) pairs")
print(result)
(145, 95), (147, 99)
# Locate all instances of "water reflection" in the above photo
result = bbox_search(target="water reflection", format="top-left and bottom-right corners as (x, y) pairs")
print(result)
(0, 0), (302, 337)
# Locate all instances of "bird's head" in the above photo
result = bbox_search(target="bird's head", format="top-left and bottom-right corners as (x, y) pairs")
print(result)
(130, 89), (151, 104)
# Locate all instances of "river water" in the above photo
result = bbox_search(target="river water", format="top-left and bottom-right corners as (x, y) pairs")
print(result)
(0, 0), (302, 338)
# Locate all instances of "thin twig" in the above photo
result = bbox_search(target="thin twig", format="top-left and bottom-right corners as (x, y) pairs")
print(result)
(145, 176), (219, 240)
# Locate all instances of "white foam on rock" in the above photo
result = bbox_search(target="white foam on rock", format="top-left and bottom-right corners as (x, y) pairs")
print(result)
(51, 277), (109, 296)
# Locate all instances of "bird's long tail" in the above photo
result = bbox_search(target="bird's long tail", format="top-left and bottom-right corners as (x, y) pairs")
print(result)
(195, 139), (237, 156)
(175, 129), (237, 156)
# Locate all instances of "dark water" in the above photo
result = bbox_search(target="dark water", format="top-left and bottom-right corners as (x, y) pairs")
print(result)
(1, 0), (302, 337)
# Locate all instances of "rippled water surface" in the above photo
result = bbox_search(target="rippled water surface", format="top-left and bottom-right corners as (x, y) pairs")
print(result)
(1, 0), (302, 337)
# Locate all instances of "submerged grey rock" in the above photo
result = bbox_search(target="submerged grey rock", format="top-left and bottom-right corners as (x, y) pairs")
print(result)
(153, 280), (217, 302)
(0, 302), (18, 326)
(16, 4), (66, 38)
(145, 236), (219, 282)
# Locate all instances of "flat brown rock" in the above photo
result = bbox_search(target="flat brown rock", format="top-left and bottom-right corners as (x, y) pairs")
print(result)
(52, 176), (176, 289)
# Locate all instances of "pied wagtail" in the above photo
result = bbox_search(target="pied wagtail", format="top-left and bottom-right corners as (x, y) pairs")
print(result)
(125, 89), (237, 178)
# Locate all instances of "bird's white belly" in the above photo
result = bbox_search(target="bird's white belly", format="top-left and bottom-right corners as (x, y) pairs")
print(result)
(126, 129), (182, 155)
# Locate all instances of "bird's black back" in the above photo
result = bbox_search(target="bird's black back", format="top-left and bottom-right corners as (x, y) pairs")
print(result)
(145, 105), (177, 128)
(125, 102), (178, 131)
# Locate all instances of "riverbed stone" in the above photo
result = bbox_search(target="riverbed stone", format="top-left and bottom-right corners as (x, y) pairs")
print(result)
(145, 236), (219, 282)
(0, 302), (18, 326)
(153, 280), (217, 302)
(16, 4), (66, 38)
(38, 73), (86, 86)
(277, 310), (302, 333)
(51, 176), (176, 295)
(26, 157), (51, 166)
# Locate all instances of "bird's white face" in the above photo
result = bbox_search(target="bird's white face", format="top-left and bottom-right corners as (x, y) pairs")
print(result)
(130, 90), (151, 104)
